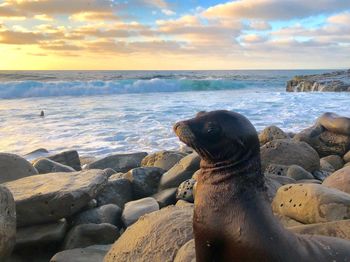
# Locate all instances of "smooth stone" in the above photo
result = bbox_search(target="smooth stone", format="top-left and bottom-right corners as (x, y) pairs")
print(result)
(174, 239), (195, 262)
(121, 197), (159, 227)
(62, 223), (119, 250)
(320, 159), (336, 172)
(264, 164), (289, 176)
(95, 178), (133, 209)
(80, 156), (98, 167)
(3, 170), (108, 227)
(85, 152), (147, 173)
(274, 214), (304, 227)
(323, 166), (350, 194)
(176, 179), (196, 203)
(50, 245), (111, 262)
(272, 183), (350, 224)
(0, 186), (16, 259)
(105, 205), (193, 262)
(317, 112), (350, 136)
(33, 158), (75, 174)
(152, 188), (177, 208)
(260, 139), (320, 173)
(258, 126), (288, 145)
(344, 151), (350, 163)
(286, 165), (314, 180)
(312, 170), (332, 181)
(70, 204), (122, 228)
(103, 168), (117, 178)
(289, 220), (350, 240)
(141, 151), (186, 171)
(48, 150), (81, 171)
(124, 167), (165, 198)
(264, 175), (296, 202)
(160, 153), (200, 190)
(176, 200), (194, 208)
(15, 219), (67, 248)
(321, 155), (344, 170)
(294, 124), (350, 157)
(24, 148), (49, 161)
(297, 179), (322, 184)
(0, 153), (38, 183)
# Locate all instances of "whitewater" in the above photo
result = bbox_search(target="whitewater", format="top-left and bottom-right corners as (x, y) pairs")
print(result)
(0, 70), (349, 158)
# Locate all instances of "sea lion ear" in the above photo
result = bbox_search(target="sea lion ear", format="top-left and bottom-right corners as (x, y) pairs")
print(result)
(196, 111), (207, 117)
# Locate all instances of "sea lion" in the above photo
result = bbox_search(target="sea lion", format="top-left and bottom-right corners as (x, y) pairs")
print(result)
(173, 110), (350, 262)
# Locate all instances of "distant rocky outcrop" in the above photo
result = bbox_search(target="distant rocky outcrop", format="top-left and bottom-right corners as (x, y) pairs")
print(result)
(286, 69), (350, 92)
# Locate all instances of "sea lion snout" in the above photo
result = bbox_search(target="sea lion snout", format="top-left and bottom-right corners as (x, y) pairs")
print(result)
(173, 121), (195, 144)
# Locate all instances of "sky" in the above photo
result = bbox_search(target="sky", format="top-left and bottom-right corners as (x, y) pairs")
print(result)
(0, 0), (349, 70)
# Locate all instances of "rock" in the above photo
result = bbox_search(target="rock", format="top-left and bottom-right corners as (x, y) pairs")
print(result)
(174, 239), (195, 262)
(176, 179), (196, 203)
(264, 164), (289, 176)
(33, 158), (75, 174)
(70, 204), (122, 228)
(320, 159), (336, 172)
(286, 69), (350, 92)
(272, 183), (350, 224)
(317, 112), (350, 136)
(312, 170), (331, 181)
(0, 186), (16, 259)
(289, 220), (350, 240)
(50, 245), (111, 262)
(15, 219), (67, 248)
(80, 156), (98, 167)
(286, 165), (314, 180)
(124, 167), (165, 198)
(344, 151), (350, 162)
(321, 155), (344, 170)
(95, 178), (133, 209)
(103, 168), (116, 178)
(121, 197), (159, 227)
(152, 188), (177, 208)
(0, 153), (38, 183)
(258, 126), (288, 145)
(141, 151), (186, 171)
(294, 124), (350, 157)
(105, 205), (193, 262)
(260, 139), (320, 173)
(24, 148), (49, 161)
(297, 179), (322, 184)
(192, 170), (200, 180)
(323, 166), (350, 194)
(62, 223), (119, 250)
(3, 170), (108, 227)
(48, 150), (81, 171)
(85, 152), (147, 173)
(264, 175), (296, 202)
(160, 153), (200, 190)
(274, 214), (304, 227)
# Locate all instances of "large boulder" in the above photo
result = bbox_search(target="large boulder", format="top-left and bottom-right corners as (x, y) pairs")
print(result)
(62, 223), (119, 250)
(264, 175), (296, 202)
(50, 245), (111, 262)
(321, 155), (344, 171)
(0, 153), (38, 183)
(0, 186), (16, 260)
(323, 166), (350, 194)
(285, 165), (314, 180)
(272, 183), (350, 224)
(33, 158), (75, 174)
(95, 177), (133, 209)
(3, 170), (108, 227)
(48, 150), (81, 171)
(105, 205), (193, 262)
(258, 126), (288, 145)
(160, 153), (200, 190)
(260, 139), (320, 173)
(141, 151), (186, 171)
(124, 167), (165, 198)
(152, 188), (177, 208)
(24, 148), (49, 161)
(121, 197), (159, 227)
(174, 239), (195, 262)
(85, 153), (147, 173)
(344, 151), (350, 163)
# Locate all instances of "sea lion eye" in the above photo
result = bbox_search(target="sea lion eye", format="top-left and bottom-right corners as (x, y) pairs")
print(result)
(206, 122), (220, 135)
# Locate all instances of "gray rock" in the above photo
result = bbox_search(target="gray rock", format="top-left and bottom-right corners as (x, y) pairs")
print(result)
(141, 151), (186, 171)
(50, 245), (111, 262)
(260, 139), (320, 173)
(176, 179), (196, 203)
(160, 153), (200, 190)
(103, 168), (117, 178)
(0, 153), (38, 183)
(286, 165), (314, 180)
(321, 155), (344, 170)
(0, 186), (16, 259)
(297, 179), (322, 184)
(312, 170), (331, 181)
(124, 167), (165, 198)
(24, 148), (49, 161)
(85, 152), (147, 173)
(264, 164), (289, 176)
(286, 69), (350, 92)
(3, 170), (108, 227)
(15, 219), (67, 248)
(258, 126), (288, 145)
(33, 158), (75, 174)
(264, 175), (296, 202)
(174, 239), (195, 262)
(70, 204), (122, 228)
(320, 159), (336, 172)
(121, 197), (159, 227)
(95, 178), (133, 209)
(152, 188), (177, 208)
(105, 205), (193, 262)
(80, 156), (98, 167)
(62, 223), (119, 250)
(48, 150), (81, 171)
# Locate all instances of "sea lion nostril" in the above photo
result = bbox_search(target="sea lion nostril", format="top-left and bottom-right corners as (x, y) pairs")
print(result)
(173, 122), (181, 132)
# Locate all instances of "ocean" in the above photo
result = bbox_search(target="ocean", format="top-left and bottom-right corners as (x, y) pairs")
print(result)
(0, 70), (349, 158)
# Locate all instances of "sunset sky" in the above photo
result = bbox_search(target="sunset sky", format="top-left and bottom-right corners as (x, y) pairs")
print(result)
(0, 0), (349, 70)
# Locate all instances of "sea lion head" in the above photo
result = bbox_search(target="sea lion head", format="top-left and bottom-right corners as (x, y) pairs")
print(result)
(174, 110), (260, 164)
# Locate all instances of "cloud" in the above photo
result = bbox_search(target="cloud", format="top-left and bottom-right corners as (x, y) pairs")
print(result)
(161, 9), (175, 16)
(0, 30), (46, 44)
(141, 0), (168, 9)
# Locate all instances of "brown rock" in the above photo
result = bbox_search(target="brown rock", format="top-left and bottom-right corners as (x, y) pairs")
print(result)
(174, 239), (195, 262)
(321, 155), (344, 170)
(258, 126), (288, 145)
(343, 151), (350, 163)
(33, 158), (75, 174)
(323, 166), (350, 194)
(50, 245), (111, 262)
(141, 151), (186, 171)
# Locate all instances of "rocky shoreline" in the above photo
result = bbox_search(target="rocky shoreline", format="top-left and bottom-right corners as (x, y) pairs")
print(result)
(1, 112), (350, 262)
(286, 69), (350, 92)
